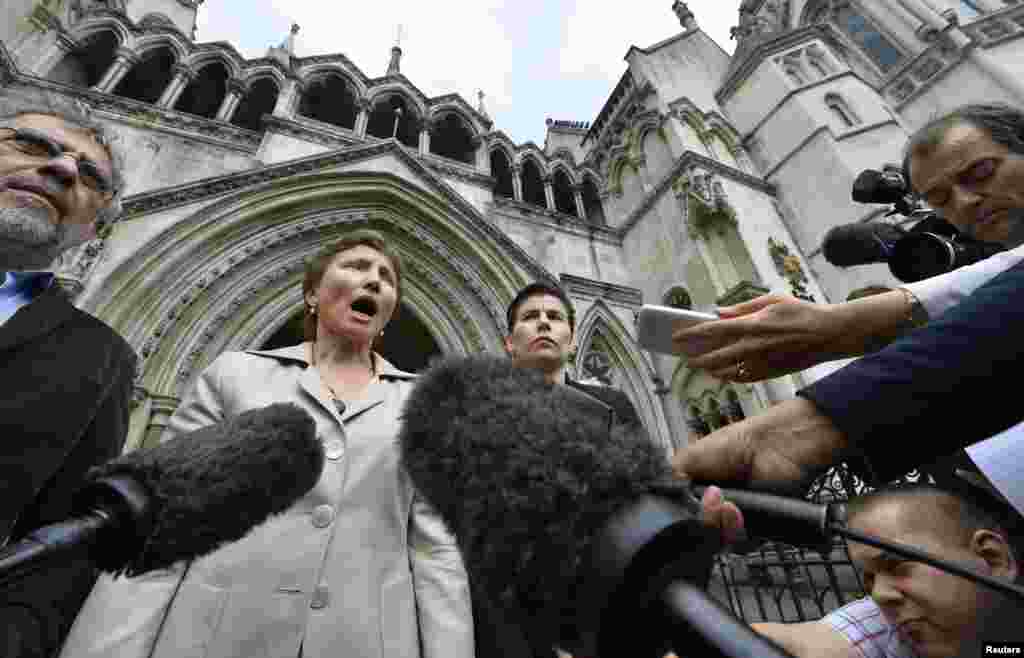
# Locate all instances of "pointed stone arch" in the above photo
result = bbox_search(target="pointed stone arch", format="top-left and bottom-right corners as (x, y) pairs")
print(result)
(67, 15), (131, 50)
(183, 49), (243, 82)
(132, 34), (190, 63)
(365, 83), (428, 118)
(84, 169), (554, 399)
(299, 64), (367, 101)
(574, 300), (669, 453)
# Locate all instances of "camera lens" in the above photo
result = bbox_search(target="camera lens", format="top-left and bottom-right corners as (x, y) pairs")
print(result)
(889, 233), (957, 282)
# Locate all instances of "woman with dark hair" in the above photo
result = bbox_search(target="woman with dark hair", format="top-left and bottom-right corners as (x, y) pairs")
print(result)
(61, 230), (475, 658)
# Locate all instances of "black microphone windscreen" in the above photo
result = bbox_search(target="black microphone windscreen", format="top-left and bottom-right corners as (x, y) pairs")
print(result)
(399, 356), (698, 649)
(84, 403), (322, 577)
(822, 222), (905, 268)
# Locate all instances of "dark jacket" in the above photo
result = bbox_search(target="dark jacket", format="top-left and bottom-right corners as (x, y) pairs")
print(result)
(800, 257), (1024, 482)
(0, 285), (136, 657)
(471, 377), (644, 658)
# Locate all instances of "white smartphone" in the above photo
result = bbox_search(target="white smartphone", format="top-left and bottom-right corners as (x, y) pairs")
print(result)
(636, 304), (718, 355)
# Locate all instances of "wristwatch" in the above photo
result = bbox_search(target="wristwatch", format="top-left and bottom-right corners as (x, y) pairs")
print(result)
(899, 287), (929, 329)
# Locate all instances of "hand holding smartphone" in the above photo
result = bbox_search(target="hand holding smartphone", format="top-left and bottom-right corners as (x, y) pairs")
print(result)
(636, 304), (718, 355)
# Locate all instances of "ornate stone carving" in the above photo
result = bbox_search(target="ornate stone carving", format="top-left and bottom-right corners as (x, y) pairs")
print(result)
(911, 57), (943, 82)
(768, 237), (814, 301)
(888, 78), (916, 103)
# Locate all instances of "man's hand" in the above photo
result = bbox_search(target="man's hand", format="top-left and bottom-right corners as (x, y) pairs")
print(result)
(699, 485), (745, 546)
(673, 398), (850, 494)
(672, 293), (906, 382)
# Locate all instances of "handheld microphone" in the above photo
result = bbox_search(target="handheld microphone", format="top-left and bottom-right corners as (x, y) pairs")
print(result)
(691, 485), (1024, 604)
(0, 403), (322, 586)
(399, 356), (793, 658)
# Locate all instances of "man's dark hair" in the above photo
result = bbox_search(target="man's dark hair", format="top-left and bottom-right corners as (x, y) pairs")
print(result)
(506, 282), (576, 334)
(846, 481), (1021, 557)
(902, 103), (1024, 194)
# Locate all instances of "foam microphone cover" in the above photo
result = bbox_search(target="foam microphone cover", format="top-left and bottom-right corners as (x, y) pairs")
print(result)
(82, 403), (322, 577)
(822, 222), (905, 267)
(399, 355), (699, 649)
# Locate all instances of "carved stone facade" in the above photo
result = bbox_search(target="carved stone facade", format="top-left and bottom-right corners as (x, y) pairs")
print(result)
(3, 0), (1023, 457)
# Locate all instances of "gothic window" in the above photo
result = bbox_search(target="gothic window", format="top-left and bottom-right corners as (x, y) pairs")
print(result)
(175, 61), (230, 119)
(299, 73), (358, 130)
(581, 176), (606, 225)
(366, 94), (419, 148)
(833, 3), (904, 73)
(552, 168), (576, 216)
(113, 46), (176, 104)
(231, 77), (279, 132)
(430, 112), (476, 164)
(663, 286), (693, 310)
(808, 57), (830, 78)
(520, 158), (547, 208)
(825, 93), (860, 129)
(46, 30), (119, 87)
(490, 149), (515, 199)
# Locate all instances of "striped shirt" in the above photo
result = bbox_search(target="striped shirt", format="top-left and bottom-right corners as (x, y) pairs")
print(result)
(822, 597), (918, 658)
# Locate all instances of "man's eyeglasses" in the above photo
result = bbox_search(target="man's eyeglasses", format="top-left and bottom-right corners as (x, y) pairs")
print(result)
(0, 127), (115, 195)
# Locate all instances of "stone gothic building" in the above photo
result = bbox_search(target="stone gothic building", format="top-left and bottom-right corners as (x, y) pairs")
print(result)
(3, 0), (1023, 458)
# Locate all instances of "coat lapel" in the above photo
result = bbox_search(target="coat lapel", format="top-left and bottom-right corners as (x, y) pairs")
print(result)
(245, 345), (415, 425)
(0, 286), (75, 354)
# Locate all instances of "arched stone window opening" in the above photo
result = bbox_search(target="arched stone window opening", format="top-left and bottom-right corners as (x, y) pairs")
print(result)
(298, 74), (358, 130)
(581, 177), (605, 225)
(47, 30), (118, 87)
(520, 158), (547, 208)
(825, 93), (860, 129)
(832, 2), (904, 73)
(429, 113), (476, 164)
(231, 77), (279, 132)
(138, 13), (175, 28)
(490, 149), (515, 199)
(807, 57), (830, 78)
(724, 389), (746, 422)
(174, 61), (229, 119)
(663, 286), (693, 310)
(784, 66), (806, 86)
(366, 94), (419, 148)
(552, 169), (576, 216)
(112, 46), (175, 104)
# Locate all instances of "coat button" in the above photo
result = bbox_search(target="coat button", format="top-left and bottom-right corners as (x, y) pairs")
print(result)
(310, 585), (329, 610)
(324, 439), (344, 460)
(311, 504), (335, 528)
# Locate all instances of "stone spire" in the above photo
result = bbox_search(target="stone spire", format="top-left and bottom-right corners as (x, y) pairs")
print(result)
(672, 1), (698, 31)
(266, 23), (300, 69)
(387, 25), (403, 76)
(477, 90), (488, 118)
(387, 46), (402, 75)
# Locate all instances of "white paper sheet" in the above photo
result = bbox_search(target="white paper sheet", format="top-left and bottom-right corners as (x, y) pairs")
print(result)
(966, 420), (1024, 517)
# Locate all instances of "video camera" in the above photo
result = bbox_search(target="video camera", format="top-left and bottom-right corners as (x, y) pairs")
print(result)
(822, 166), (1004, 283)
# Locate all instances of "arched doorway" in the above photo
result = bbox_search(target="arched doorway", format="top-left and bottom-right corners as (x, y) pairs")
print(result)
(258, 302), (443, 372)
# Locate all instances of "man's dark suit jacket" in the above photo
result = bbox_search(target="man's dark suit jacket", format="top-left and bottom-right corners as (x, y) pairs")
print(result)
(0, 285), (136, 657)
(470, 377), (645, 658)
(800, 257), (1024, 482)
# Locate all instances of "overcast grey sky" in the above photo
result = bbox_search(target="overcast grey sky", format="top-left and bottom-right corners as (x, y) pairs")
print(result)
(195, 0), (740, 146)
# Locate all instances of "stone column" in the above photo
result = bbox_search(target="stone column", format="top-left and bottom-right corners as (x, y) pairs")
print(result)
(471, 135), (486, 171)
(543, 175), (555, 211)
(273, 77), (303, 117)
(156, 64), (196, 109)
(572, 184), (586, 220)
(354, 97), (371, 137)
(419, 117), (432, 154)
(34, 32), (78, 77)
(94, 48), (137, 92)
(512, 164), (524, 202)
(215, 79), (248, 122)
